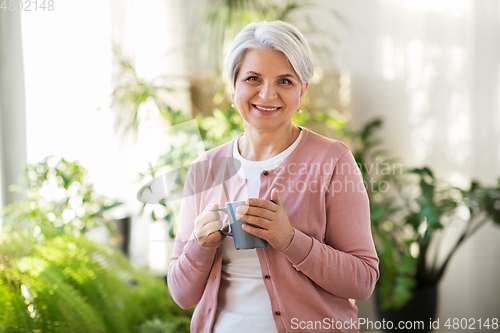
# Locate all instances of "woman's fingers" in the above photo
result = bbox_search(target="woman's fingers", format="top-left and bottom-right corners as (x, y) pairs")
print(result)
(195, 208), (220, 227)
(245, 198), (278, 211)
(241, 223), (264, 238)
(196, 224), (225, 248)
(204, 211), (221, 223)
(236, 214), (269, 228)
(205, 229), (224, 242)
(238, 191), (294, 251)
(202, 202), (217, 213)
(236, 206), (273, 220)
(193, 202), (227, 248)
(201, 219), (223, 235)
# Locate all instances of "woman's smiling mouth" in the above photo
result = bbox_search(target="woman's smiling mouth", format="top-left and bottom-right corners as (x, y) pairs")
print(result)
(252, 104), (281, 111)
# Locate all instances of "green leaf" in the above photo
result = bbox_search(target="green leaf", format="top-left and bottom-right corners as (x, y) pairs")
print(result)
(406, 213), (421, 231)
(420, 206), (438, 227)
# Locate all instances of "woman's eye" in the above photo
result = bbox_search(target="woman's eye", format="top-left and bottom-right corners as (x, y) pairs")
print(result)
(246, 76), (259, 82)
(280, 79), (292, 85)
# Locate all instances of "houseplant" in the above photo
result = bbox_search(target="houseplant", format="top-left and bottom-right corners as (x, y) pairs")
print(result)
(0, 157), (193, 332)
(349, 120), (500, 331)
(372, 167), (500, 311)
(2, 156), (121, 238)
(0, 232), (191, 332)
(110, 4), (500, 328)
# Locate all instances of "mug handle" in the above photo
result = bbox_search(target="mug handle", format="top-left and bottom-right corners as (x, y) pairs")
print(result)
(214, 207), (232, 236)
(215, 200), (274, 236)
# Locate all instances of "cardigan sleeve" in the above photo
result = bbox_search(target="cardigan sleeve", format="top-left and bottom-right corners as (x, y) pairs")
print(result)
(281, 147), (379, 301)
(167, 168), (218, 309)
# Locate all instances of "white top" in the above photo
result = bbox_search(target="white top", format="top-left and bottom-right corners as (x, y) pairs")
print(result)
(213, 130), (303, 333)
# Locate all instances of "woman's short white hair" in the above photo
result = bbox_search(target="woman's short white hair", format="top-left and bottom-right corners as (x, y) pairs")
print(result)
(224, 21), (314, 91)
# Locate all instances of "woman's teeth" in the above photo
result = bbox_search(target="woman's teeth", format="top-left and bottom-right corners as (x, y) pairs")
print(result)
(254, 105), (279, 111)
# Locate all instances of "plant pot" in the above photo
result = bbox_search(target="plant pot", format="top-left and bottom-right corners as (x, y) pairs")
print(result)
(376, 285), (438, 333)
(110, 217), (132, 256)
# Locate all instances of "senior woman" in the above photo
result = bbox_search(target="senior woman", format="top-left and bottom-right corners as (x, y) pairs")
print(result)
(168, 21), (379, 333)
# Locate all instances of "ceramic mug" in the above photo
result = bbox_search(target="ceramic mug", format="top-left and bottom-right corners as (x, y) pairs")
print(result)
(215, 200), (267, 250)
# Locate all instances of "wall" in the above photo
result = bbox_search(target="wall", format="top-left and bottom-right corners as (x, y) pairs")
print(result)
(321, 0), (500, 328)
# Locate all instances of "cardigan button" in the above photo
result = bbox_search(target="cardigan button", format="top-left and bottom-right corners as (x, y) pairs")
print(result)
(274, 311), (281, 316)
(264, 275), (270, 280)
(263, 170), (269, 176)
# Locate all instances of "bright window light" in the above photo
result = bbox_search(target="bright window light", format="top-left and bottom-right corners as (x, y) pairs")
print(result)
(404, 0), (469, 16)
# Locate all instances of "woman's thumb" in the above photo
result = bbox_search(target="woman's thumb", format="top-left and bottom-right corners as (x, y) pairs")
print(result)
(271, 188), (282, 206)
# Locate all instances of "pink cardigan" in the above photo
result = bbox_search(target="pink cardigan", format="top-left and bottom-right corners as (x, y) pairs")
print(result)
(167, 127), (379, 333)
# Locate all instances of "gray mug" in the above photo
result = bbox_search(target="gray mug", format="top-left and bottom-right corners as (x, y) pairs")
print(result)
(215, 200), (267, 250)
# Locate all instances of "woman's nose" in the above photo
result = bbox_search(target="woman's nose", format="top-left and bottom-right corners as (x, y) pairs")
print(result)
(259, 82), (277, 101)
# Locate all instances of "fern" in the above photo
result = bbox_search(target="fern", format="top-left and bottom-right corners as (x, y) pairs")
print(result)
(0, 156), (192, 332)
(0, 233), (192, 333)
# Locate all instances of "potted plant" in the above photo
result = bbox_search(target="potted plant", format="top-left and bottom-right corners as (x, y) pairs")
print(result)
(351, 120), (500, 332)
(109, 7), (500, 330)
(0, 157), (193, 332)
(2, 156), (122, 237)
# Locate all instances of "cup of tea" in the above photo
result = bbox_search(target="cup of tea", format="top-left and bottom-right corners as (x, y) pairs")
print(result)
(215, 201), (267, 250)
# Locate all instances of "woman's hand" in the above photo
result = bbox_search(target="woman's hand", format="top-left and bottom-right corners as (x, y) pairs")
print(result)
(193, 203), (228, 249)
(236, 188), (295, 252)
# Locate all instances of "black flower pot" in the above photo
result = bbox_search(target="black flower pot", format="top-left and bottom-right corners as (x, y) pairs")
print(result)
(111, 216), (132, 256)
(376, 285), (438, 333)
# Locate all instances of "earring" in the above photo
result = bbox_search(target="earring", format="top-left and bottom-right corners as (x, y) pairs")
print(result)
(231, 103), (235, 108)
(298, 109), (302, 114)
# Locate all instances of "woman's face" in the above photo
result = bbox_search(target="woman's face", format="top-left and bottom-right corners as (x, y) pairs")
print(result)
(231, 48), (309, 134)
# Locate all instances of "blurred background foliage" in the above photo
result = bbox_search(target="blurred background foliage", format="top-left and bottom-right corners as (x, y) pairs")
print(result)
(0, 158), (192, 332)
(3, 1), (499, 332)
(189, 0), (348, 85)
(110, 0), (500, 314)
(2, 157), (120, 238)
(133, 80), (500, 311)
(358, 124), (500, 310)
